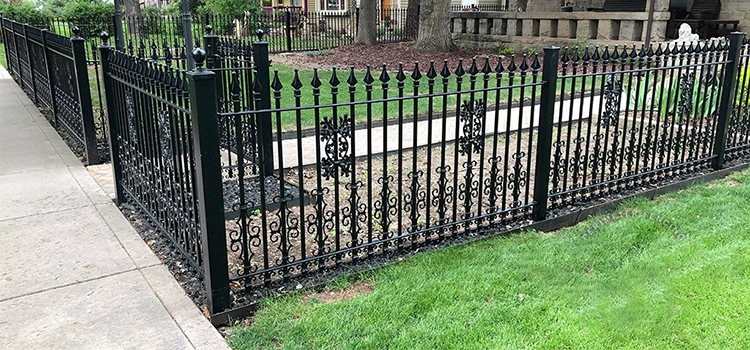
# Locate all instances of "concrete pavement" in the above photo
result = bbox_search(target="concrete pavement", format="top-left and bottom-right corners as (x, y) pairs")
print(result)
(0, 68), (229, 349)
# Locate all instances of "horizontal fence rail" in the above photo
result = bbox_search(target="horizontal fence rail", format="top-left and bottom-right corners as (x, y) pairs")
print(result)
(1, 16), (107, 164)
(92, 27), (750, 318)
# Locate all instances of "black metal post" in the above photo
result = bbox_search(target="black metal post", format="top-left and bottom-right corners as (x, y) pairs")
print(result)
(253, 30), (275, 176)
(182, 0), (195, 69)
(113, 0), (124, 51)
(186, 48), (230, 315)
(355, 7), (360, 37)
(11, 20), (22, 84)
(41, 29), (59, 126)
(712, 32), (745, 171)
(71, 27), (101, 165)
(202, 26), (222, 103)
(532, 46), (560, 221)
(98, 32), (126, 204)
(21, 24), (39, 104)
(285, 10), (292, 52)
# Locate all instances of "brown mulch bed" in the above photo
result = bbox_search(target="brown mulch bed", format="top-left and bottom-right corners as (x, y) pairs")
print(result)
(271, 41), (535, 72)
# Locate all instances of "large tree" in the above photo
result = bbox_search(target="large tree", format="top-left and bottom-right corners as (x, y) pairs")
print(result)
(123, 0), (142, 35)
(355, 0), (377, 45)
(404, 0), (419, 39)
(413, 0), (456, 51)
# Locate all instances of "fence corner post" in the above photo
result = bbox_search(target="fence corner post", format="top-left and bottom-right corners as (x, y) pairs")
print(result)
(253, 30), (275, 176)
(98, 32), (126, 205)
(284, 10), (293, 52)
(532, 46), (560, 222)
(187, 48), (230, 315)
(712, 32), (745, 171)
(70, 27), (101, 165)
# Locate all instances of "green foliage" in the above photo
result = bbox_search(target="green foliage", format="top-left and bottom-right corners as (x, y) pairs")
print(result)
(199, 0), (263, 18)
(61, 0), (115, 39)
(36, 0), (69, 17)
(628, 71), (721, 121)
(0, 1), (50, 27)
(738, 64), (750, 106)
(491, 44), (514, 56)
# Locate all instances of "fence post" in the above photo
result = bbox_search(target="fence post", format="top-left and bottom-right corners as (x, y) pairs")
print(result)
(253, 30), (275, 176)
(355, 7), (360, 37)
(532, 46), (560, 221)
(41, 29), (59, 126)
(712, 32), (745, 171)
(187, 48), (231, 315)
(112, 14), (124, 51)
(98, 32), (126, 204)
(284, 10), (293, 52)
(21, 24), (40, 104)
(71, 27), (101, 165)
(203, 25), (223, 102)
(11, 20), (22, 83)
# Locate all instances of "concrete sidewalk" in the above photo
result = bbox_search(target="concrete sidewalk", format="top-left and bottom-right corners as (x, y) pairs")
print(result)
(0, 69), (229, 349)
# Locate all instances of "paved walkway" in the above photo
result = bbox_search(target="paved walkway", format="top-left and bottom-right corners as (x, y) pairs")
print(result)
(0, 68), (229, 349)
(274, 95), (602, 169)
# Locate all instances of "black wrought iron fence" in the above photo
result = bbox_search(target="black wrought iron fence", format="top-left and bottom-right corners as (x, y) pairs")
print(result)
(98, 30), (749, 320)
(725, 39), (750, 162)
(450, 4), (509, 12)
(99, 40), (203, 270)
(1, 16), (107, 164)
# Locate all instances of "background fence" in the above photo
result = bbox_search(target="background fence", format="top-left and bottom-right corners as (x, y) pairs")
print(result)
(1, 17), (108, 164)
(95, 26), (750, 318)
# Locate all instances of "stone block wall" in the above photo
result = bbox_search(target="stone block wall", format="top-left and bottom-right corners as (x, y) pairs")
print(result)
(720, 0), (750, 31)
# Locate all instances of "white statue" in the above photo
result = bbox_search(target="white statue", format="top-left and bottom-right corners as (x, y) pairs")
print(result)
(677, 23), (700, 42)
(667, 23), (700, 50)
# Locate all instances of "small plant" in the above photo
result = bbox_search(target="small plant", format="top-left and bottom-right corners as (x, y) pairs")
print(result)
(492, 44), (515, 56)
(526, 47), (539, 56)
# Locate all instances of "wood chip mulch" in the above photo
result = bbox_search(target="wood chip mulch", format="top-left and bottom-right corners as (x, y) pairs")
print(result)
(271, 41), (540, 73)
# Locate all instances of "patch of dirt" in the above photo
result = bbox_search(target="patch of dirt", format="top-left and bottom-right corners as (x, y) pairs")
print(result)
(301, 282), (374, 303)
(271, 42), (526, 72)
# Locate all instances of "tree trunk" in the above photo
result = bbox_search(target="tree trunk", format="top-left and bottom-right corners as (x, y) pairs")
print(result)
(355, 0), (377, 45)
(404, 0), (419, 39)
(413, 0), (456, 52)
(123, 0), (142, 35)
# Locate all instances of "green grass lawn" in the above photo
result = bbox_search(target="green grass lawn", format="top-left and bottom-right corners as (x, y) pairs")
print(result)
(227, 169), (750, 350)
(0, 43), (6, 68)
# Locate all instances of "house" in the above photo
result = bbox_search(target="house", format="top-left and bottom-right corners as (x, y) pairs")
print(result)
(450, 0), (747, 51)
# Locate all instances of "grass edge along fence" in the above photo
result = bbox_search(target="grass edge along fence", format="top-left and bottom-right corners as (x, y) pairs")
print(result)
(101, 30), (748, 323)
(1, 16), (107, 164)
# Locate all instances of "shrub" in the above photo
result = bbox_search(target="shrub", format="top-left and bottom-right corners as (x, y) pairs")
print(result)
(61, 0), (114, 39)
(0, 1), (50, 28)
(491, 44), (514, 56)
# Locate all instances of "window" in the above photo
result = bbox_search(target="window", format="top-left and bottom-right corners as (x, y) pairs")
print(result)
(321, 0), (346, 11)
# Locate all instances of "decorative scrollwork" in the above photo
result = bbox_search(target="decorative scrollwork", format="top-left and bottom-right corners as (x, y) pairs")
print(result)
(601, 75), (622, 128)
(458, 99), (485, 155)
(677, 72), (696, 118)
(125, 90), (138, 145)
(158, 110), (174, 170)
(321, 114), (353, 179)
